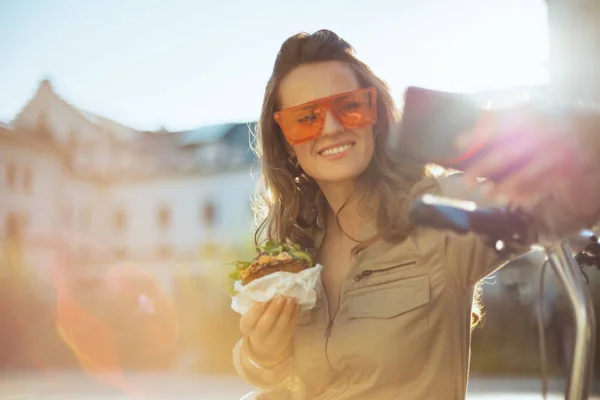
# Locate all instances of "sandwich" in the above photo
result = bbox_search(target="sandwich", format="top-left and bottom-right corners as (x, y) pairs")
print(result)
(228, 241), (315, 294)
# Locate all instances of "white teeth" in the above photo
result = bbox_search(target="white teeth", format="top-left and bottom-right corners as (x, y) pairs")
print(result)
(320, 143), (354, 156)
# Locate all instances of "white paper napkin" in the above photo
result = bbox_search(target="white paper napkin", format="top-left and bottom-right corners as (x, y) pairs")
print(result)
(230, 264), (323, 315)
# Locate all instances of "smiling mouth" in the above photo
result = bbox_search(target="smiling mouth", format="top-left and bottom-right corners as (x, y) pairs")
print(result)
(318, 142), (356, 156)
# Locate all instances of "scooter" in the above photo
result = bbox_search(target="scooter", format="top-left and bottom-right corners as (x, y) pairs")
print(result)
(408, 194), (599, 399)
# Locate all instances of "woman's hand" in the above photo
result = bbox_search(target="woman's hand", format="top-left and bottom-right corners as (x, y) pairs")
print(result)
(239, 296), (301, 365)
(456, 107), (600, 219)
(456, 109), (574, 200)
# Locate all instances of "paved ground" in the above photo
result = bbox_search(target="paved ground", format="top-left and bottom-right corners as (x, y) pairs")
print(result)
(1, 372), (599, 399)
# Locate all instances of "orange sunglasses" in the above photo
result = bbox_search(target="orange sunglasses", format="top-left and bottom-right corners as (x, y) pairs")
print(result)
(274, 87), (378, 146)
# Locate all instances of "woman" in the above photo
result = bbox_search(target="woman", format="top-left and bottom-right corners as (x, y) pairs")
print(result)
(233, 29), (599, 400)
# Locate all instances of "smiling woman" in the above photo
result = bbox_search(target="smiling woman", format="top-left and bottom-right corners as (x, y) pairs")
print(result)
(231, 23), (600, 399)
(232, 29), (508, 400)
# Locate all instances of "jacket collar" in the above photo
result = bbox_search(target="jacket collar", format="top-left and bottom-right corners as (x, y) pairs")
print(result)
(310, 176), (439, 268)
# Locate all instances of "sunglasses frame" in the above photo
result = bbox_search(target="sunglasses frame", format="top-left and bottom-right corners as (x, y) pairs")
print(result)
(274, 87), (378, 146)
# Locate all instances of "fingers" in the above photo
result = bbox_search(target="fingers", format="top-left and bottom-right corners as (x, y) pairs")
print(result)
(486, 154), (559, 201)
(463, 133), (536, 182)
(240, 297), (300, 338)
(272, 298), (300, 335)
(455, 105), (586, 207)
(292, 304), (302, 324)
(467, 131), (572, 201)
(252, 296), (288, 335)
(458, 109), (540, 181)
(239, 297), (301, 363)
(239, 301), (269, 335)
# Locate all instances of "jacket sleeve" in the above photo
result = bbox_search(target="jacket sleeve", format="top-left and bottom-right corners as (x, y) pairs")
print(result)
(232, 338), (292, 391)
(427, 174), (530, 290)
(431, 173), (599, 290)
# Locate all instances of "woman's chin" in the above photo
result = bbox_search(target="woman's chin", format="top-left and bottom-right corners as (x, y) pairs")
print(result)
(313, 167), (370, 185)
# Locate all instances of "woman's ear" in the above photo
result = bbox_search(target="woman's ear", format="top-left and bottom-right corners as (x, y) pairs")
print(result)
(287, 148), (301, 171)
(286, 144), (296, 158)
(287, 146), (297, 163)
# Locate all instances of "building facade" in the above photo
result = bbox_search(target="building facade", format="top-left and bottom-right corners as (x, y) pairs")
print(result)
(1, 80), (259, 289)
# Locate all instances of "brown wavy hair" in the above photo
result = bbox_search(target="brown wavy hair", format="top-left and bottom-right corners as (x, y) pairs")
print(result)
(250, 29), (482, 326)
(252, 29), (426, 249)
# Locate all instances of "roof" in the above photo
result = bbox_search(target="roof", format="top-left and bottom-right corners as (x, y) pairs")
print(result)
(5, 79), (259, 180)
(13, 79), (142, 143)
(75, 107), (142, 141)
(178, 123), (239, 146)
(0, 124), (61, 153)
(223, 122), (257, 144)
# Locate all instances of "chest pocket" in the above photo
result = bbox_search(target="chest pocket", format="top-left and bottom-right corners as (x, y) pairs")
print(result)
(346, 275), (430, 320)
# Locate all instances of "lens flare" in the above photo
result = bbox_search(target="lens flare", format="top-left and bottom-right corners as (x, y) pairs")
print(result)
(51, 262), (179, 395)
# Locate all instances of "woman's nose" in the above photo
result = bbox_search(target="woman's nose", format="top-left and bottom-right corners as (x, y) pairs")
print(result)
(321, 111), (344, 136)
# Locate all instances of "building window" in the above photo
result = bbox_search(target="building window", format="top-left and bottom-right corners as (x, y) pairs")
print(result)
(201, 201), (217, 228)
(5, 163), (16, 190)
(114, 208), (127, 231)
(157, 205), (171, 231)
(4, 212), (28, 243)
(23, 167), (33, 194)
(5, 212), (20, 241)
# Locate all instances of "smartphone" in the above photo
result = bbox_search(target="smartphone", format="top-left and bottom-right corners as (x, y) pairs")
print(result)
(394, 85), (593, 184)
(394, 86), (484, 171)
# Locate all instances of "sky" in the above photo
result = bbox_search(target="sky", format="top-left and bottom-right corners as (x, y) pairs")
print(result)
(0, 0), (550, 132)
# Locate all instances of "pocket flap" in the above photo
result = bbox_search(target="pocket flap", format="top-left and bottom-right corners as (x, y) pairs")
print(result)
(346, 275), (430, 319)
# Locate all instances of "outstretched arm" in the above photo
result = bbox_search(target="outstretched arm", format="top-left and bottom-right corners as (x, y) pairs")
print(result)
(426, 172), (598, 290)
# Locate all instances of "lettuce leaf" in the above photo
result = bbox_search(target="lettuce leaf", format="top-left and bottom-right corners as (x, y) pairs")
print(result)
(228, 241), (315, 295)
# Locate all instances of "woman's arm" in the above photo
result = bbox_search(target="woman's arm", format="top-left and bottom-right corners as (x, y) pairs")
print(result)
(431, 173), (599, 290)
(232, 297), (300, 390)
(428, 174), (528, 289)
(232, 337), (292, 390)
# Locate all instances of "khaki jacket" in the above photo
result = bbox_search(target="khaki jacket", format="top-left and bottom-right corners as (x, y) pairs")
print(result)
(234, 169), (600, 400)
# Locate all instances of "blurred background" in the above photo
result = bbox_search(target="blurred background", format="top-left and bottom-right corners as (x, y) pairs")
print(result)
(0, 0), (599, 398)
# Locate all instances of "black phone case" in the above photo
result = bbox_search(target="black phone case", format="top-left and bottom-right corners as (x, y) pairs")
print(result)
(396, 86), (483, 170)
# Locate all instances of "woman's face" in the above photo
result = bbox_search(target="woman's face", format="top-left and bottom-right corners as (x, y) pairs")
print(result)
(278, 61), (375, 184)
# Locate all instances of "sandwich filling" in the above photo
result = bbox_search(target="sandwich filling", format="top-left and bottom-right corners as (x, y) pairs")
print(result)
(229, 241), (314, 294)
